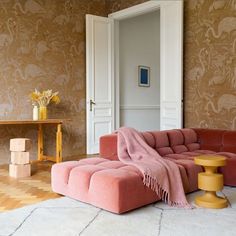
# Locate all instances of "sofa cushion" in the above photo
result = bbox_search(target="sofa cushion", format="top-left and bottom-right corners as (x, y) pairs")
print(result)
(156, 147), (174, 156)
(193, 150), (216, 154)
(186, 143), (200, 151)
(164, 153), (192, 160)
(171, 159), (202, 192)
(219, 157), (236, 186)
(142, 132), (155, 148)
(193, 128), (225, 152)
(180, 128), (198, 144)
(99, 134), (118, 160)
(165, 151), (204, 160)
(151, 131), (169, 147)
(167, 130), (188, 154)
(172, 145), (188, 154)
(215, 152), (236, 159)
(151, 131), (174, 156)
(180, 129), (200, 151)
(168, 130), (184, 146)
(181, 152), (202, 157)
(213, 152), (236, 186)
(221, 131), (236, 153)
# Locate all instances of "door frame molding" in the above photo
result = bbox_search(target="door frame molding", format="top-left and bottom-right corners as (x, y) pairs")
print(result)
(108, 0), (183, 129)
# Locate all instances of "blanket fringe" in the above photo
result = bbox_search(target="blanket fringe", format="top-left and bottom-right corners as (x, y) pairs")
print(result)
(143, 173), (192, 209)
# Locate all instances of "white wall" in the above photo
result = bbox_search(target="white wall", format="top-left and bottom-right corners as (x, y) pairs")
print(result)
(119, 10), (160, 131)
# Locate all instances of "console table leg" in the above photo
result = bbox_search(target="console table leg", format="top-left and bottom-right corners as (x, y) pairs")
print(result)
(56, 124), (62, 163)
(38, 124), (43, 161)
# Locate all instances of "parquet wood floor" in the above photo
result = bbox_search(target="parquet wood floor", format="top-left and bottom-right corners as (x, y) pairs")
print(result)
(0, 155), (99, 212)
(0, 161), (60, 212)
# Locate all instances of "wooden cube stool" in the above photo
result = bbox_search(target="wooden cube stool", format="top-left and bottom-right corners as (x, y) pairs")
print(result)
(11, 152), (30, 165)
(9, 138), (31, 178)
(9, 164), (31, 178)
(10, 138), (31, 152)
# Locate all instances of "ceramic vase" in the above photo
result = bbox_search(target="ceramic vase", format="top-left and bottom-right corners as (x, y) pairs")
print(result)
(39, 106), (47, 120)
(33, 106), (39, 120)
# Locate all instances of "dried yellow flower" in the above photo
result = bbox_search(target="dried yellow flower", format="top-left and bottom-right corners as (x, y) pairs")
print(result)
(51, 95), (60, 104)
(29, 89), (60, 106)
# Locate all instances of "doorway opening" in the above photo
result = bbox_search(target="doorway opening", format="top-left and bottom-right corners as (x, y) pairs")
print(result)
(118, 10), (160, 131)
(86, 0), (183, 154)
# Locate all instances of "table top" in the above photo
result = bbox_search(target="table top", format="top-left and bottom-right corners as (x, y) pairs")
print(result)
(194, 155), (226, 167)
(0, 119), (70, 125)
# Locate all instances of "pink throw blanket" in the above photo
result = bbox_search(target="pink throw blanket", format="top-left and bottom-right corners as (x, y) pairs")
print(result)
(117, 127), (190, 208)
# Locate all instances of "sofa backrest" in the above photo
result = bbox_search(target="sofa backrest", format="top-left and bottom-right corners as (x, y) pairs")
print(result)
(99, 128), (236, 160)
(143, 128), (236, 154)
(193, 128), (225, 152)
(221, 131), (236, 153)
(149, 128), (200, 156)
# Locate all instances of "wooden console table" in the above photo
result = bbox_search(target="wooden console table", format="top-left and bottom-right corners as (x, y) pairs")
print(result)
(0, 119), (69, 163)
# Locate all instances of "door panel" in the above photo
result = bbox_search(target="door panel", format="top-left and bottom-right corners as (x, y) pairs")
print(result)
(86, 15), (114, 154)
(160, 1), (183, 130)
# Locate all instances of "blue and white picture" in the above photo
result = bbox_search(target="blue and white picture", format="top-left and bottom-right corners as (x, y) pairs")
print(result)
(138, 66), (150, 87)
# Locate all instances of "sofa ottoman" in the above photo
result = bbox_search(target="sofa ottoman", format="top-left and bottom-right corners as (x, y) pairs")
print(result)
(51, 157), (159, 214)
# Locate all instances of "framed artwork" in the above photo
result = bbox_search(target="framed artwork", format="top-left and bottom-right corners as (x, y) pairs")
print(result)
(138, 66), (150, 87)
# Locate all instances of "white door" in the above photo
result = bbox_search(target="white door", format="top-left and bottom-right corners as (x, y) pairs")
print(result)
(86, 14), (114, 154)
(160, 0), (183, 130)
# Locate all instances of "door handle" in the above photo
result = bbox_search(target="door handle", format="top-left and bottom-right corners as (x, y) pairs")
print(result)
(90, 99), (96, 111)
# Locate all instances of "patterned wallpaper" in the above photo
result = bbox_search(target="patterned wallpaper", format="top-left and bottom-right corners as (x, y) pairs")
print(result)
(0, 0), (106, 163)
(0, 0), (235, 163)
(184, 0), (236, 129)
(105, 0), (146, 13)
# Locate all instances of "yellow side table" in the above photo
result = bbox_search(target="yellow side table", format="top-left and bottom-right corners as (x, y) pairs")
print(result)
(194, 155), (228, 209)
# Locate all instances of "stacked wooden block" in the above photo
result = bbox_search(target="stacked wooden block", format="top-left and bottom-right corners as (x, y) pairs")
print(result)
(9, 138), (31, 178)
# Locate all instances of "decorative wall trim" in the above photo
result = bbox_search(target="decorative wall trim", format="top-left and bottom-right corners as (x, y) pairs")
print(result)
(120, 105), (160, 110)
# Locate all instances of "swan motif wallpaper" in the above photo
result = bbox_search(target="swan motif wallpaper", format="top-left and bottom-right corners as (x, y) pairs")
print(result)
(184, 0), (236, 129)
(0, 0), (235, 163)
(0, 0), (107, 163)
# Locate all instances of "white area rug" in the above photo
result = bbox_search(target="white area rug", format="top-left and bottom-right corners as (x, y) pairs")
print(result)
(0, 187), (236, 236)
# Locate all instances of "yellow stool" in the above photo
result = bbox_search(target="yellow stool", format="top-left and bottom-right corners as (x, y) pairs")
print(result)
(194, 155), (228, 209)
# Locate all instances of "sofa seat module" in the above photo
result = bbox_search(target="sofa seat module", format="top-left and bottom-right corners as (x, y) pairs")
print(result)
(51, 157), (160, 214)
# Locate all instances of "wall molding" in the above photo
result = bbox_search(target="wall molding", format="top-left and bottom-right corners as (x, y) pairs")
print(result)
(120, 105), (160, 110)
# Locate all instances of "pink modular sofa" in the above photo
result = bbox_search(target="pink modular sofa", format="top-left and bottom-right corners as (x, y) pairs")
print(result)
(51, 128), (236, 214)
